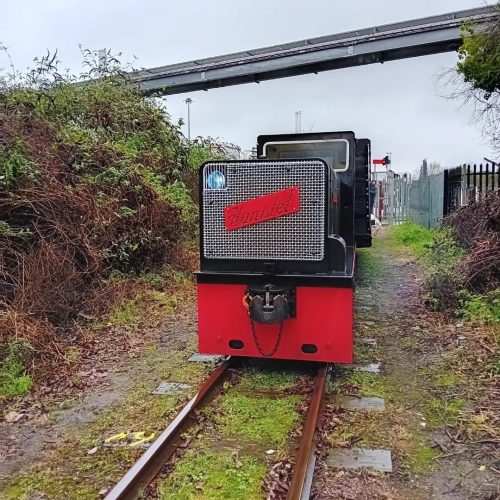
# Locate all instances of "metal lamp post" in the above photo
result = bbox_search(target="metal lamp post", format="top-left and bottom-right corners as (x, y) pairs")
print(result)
(184, 98), (193, 141)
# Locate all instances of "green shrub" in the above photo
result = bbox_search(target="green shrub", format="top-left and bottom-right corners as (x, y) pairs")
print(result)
(0, 340), (33, 399)
(421, 229), (465, 310)
(456, 289), (500, 324)
(164, 181), (198, 223)
(0, 141), (39, 190)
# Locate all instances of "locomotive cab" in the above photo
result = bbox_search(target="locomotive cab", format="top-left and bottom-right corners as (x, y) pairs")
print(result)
(196, 131), (371, 363)
(258, 131), (372, 252)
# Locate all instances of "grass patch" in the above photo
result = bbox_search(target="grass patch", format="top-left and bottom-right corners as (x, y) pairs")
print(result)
(422, 397), (466, 429)
(457, 289), (500, 325)
(237, 364), (300, 392)
(215, 392), (301, 447)
(332, 370), (386, 399)
(433, 372), (463, 388)
(157, 450), (266, 499)
(405, 438), (440, 473)
(0, 340), (33, 400)
(400, 336), (419, 351)
(417, 363), (466, 428)
(356, 247), (382, 285)
(390, 223), (434, 257)
(419, 364), (464, 389)
(354, 343), (380, 364)
(93, 289), (179, 330)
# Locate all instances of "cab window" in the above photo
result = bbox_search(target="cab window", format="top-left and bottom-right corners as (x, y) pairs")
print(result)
(263, 139), (349, 171)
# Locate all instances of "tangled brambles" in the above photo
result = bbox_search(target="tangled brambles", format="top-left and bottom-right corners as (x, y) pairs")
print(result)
(0, 55), (222, 387)
(445, 191), (500, 292)
(421, 190), (500, 319)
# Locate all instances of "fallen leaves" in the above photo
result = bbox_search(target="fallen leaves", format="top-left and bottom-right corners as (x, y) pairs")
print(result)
(263, 460), (293, 499)
(4, 411), (25, 424)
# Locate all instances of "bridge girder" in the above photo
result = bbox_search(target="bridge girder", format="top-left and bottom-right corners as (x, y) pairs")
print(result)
(129, 5), (498, 96)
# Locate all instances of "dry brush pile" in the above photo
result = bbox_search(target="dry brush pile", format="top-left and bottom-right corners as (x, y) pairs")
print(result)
(0, 71), (204, 383)
(445, 190), (500, 292)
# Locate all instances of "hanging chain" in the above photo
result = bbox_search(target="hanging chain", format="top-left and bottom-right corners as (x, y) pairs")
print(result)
(249, 316), (284, 358)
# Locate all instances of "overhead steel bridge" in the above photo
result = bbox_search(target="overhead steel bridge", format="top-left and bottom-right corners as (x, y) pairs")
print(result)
(130, 5), (498, 96)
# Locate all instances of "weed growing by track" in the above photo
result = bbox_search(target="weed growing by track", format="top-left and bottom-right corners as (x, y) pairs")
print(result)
(215, 393), (301, 446)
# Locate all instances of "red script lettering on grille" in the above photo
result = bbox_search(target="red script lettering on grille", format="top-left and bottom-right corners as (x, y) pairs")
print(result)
(224, 187), (300, 231)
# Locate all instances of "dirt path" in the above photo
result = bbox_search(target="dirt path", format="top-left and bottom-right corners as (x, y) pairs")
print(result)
(314, 230), (498, 499)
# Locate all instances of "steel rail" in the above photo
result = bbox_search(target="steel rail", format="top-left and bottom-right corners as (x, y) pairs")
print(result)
(287, 363), (329, 500)
(105, 358), (232, 500)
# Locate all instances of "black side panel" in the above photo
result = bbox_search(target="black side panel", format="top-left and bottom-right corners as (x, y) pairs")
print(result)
(354, 138), (372, 248)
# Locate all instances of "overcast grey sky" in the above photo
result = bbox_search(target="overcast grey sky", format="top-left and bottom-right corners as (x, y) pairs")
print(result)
(2, 0), (496, 171)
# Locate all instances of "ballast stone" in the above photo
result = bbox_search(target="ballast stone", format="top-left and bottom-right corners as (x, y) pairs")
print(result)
(188, 353), (226, 363)
(152, 382), (193, 395)
(326, 448), (393, 473)
(340, 396), (385, 411)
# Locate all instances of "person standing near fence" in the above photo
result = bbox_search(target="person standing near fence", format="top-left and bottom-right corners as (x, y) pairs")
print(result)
(369, 180), (377, 214)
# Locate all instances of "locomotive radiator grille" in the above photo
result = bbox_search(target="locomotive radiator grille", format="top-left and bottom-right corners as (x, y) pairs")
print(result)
(202, 160), (326, 261)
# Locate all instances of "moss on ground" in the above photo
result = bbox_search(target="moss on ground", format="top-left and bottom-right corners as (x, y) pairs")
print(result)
(353, 342), (381, 365)
(214, 392), (301, 447)
(236, 363), (302, 392)
(331, 370), (388, 400)
(416, 363), (467, 429)
(356, 246), (382, 285)
(93, 288), (180, 330)
(157, 366), (304, 498)
(422, 397), (466, 429)
(157, 450), (266, 499)
(405, 438), (440, 473)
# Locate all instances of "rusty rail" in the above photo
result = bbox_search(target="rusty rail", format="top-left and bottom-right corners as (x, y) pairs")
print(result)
(105, 358), (232, 500)
(287, 363), (329, 500)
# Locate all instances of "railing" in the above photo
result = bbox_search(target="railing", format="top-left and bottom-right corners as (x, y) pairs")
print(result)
(444, 163), (499, 216)
(382, 161), (499, 229)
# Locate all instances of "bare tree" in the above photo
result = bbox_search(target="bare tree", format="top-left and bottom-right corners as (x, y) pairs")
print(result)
(428, 161), (443, 175)
(439, 11), (500, 156)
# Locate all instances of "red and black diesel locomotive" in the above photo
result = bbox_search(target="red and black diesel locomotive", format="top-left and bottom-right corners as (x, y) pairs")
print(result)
(196, 131), (371, 363)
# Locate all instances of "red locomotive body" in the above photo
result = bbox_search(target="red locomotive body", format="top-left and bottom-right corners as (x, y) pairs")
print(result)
(196, 132), (371, 363)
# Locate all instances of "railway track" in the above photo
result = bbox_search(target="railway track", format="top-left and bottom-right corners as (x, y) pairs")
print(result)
(105, 359), (329, 500)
